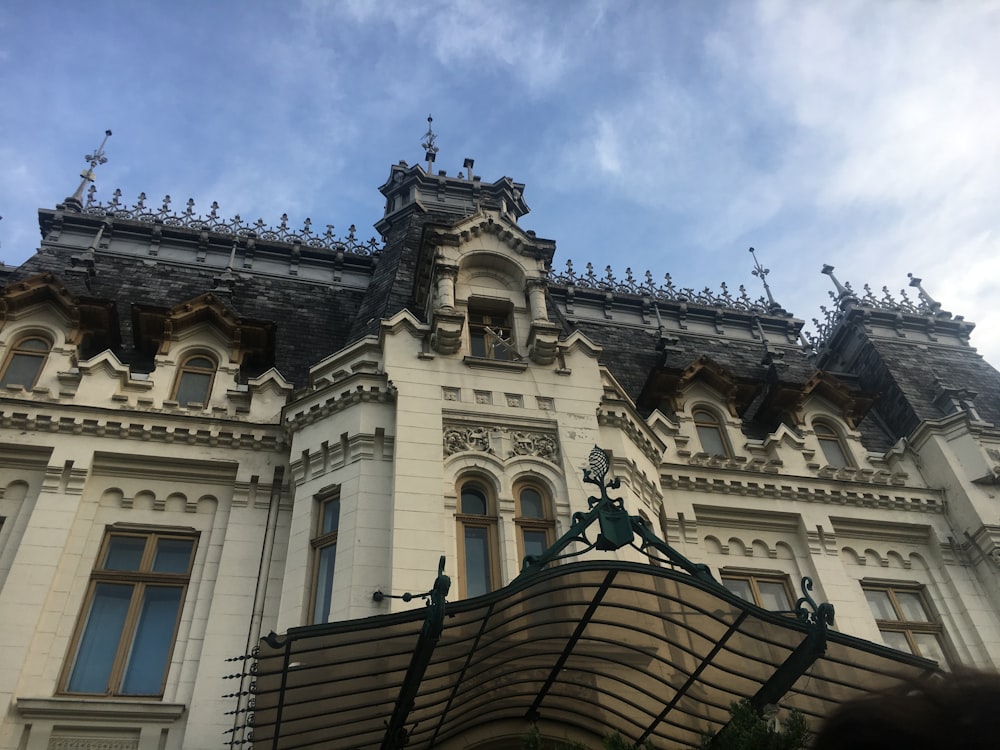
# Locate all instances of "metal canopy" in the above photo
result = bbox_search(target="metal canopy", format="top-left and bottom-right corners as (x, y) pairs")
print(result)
(250, 560), (938, 750)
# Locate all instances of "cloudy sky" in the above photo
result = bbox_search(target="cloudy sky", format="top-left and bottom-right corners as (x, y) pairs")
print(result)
(1, 1), (998, 362)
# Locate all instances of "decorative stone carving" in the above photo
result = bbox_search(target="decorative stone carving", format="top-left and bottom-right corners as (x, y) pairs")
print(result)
(49, 739), (139, 750)
(443, 423), (558, 462)
(527, 321), (561, 365)
(430, 310), (466, 355)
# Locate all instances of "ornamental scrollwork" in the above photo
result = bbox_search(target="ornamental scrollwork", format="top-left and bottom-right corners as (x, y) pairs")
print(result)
(443, 424), (558, 462)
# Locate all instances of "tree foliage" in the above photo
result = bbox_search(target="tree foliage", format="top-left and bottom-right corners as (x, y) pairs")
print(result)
(701, 701), (809, 750)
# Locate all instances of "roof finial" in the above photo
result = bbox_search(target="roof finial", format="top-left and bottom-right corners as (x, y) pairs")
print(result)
(908, 273), (949, 317)
(749, 247), (784, 314)
(421, 115), (438, 172)
(62, 130), (112, 212)
(821, 264), (857, 309)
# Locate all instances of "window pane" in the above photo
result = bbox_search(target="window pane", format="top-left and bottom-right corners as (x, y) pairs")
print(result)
(461, 487), (487, 515)
(865, 589), (897, 620)
(67, 583), (133, 693)
(696, 424), (727, 456)
(470, 333), (488, 359)
(153, 538), (195, 573)
(912, 632), (948, 666)
(522, 530), (549, 561)
(186, 357), (213, 369)
(895, 591), (930, 622)
(0, 353), (44, 388)
(321, 499), (340, 534)
(176, 371), (212, 405)
(19, 338), (49, 351)
(757, 581), (792, 611)
(818, 437), (849, 468)
(121, 586), (183, 694)
(312, 544), (337, 624)
(880, 629), (912, 653)
(722, 578), (754, 603)
(103, 536), (147, 571)
(464, 526), (492, 597)
(519, 488), (544, 518)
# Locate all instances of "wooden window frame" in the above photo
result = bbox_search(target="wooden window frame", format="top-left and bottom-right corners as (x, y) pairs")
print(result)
(514, 483), (556, 567)
(720, 569), (795, 611)
(862, 582), (950, 665)
(813, 420), (853, 468)
(309, 491), (341, 624)
(456, 480), (500, 598)
(0, 335), (51, 389)
(171, 353), (217, 407)
(467, 300), (516, 361)
(693, 407), (732, 458)
(60, 526), (198, 697)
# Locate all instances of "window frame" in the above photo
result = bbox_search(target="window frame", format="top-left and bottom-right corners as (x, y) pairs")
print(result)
(813, 419), (853, 468)
(60, 526), (198, 698)
(171, 352), (217, 407)
(0, 335), (52, 389)
(692, 407), (732, 458)
(467, 300), (516, 361)
(720, 569), (795, 612)
(513, 482), (555, 568)
(456, 479), (500, 598)
(862, 581), (951, 666)
(309, 490), (341, 624)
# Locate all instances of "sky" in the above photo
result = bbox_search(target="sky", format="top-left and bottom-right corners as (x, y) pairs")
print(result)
(1, 0), (998, 363)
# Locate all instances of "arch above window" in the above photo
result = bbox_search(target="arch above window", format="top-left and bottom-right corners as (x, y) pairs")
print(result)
(693, 408), (731, 458)
(814, 420), (852, 468)
(173, 354), (216, 406)
(1, 336), (51, 389)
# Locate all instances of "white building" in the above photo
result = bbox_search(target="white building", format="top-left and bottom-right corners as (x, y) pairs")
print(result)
(0, 143), (998, 750)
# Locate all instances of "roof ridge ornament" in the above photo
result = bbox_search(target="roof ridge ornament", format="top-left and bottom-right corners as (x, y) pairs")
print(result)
(749, 247), (785, 314)
(908, 273), (951, 318)
(421, 114), (439, 172)
(62, 130), (112, 212)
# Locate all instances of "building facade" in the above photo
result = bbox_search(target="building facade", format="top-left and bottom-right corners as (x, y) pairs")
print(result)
(0, 148), (999, 750)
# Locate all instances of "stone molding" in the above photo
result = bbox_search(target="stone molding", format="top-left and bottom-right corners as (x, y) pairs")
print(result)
(16, 697), (185, 723)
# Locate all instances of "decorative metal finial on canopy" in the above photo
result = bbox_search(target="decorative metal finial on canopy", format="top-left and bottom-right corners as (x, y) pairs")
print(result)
(749, 247), (784, 313)
(63, 130), (112, 211)
(421, 114), (439, 172)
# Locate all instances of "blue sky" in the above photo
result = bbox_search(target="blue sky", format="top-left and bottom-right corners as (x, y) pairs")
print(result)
(2, 1), (998, 363)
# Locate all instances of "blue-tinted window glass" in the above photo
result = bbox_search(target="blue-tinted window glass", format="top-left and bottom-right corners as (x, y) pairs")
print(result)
(464, 527), (491, 597)
(312, 544), (337, 624)
(522, 529), (548, 561)
(461, 486), (487, 515)
(67, 583), (132, 693)
(519, 488), (544, 518)
(153, 538), (194, 573)
(175, 371), (212, 405)
(103, 536), (146, 571)
(121, 586), (183, 694)
(321, 499), (340, 534)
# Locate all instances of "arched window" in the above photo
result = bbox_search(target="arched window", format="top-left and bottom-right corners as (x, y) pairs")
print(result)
(693, 408), (730, 457)
(814, 421), (851, 468)
(172, 354), (216, 406)
(1, 336), (51, 389)
(457, 480), (498, 598)
(515, 484), (555, 567)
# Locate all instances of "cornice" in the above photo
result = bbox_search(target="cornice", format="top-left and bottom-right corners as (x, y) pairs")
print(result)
(283, 379), (396, 432)
(16, 696), (185, 723)
(0, 400), (284, 450)
(661, 468), (945, 513)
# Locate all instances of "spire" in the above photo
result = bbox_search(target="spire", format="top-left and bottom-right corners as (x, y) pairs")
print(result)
(749, 246), (785, 314)
(421, 115), (438, 172)
(62, 130), (112, 212)
(908, 273), (950, 317)
(821, 264), (858, 309)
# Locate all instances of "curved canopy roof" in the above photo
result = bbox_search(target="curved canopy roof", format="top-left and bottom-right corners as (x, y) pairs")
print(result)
(249, 561), (937, 749)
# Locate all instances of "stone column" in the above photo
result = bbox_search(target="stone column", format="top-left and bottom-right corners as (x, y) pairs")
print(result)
(526, 278), (548, 322)
(435, 266), (458, 311)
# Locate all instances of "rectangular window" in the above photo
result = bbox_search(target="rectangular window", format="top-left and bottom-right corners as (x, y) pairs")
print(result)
(310, 492), (340, 624)
(721, 570), (794, 611)
(63, 528), (197, 696)
(863, 583), (951, 666)
(468, 308), (515, 360)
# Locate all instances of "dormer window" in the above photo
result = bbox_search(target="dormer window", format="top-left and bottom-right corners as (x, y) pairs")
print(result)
(468, 304), (516, 361)
(1, 336), (51, 389)
(693, 408), (730, 458)
(814, 421), (852, 468)
(173, 355), (216, 406)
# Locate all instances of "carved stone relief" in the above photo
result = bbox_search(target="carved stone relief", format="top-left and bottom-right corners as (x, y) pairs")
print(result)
(443, 422), (558, 462)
